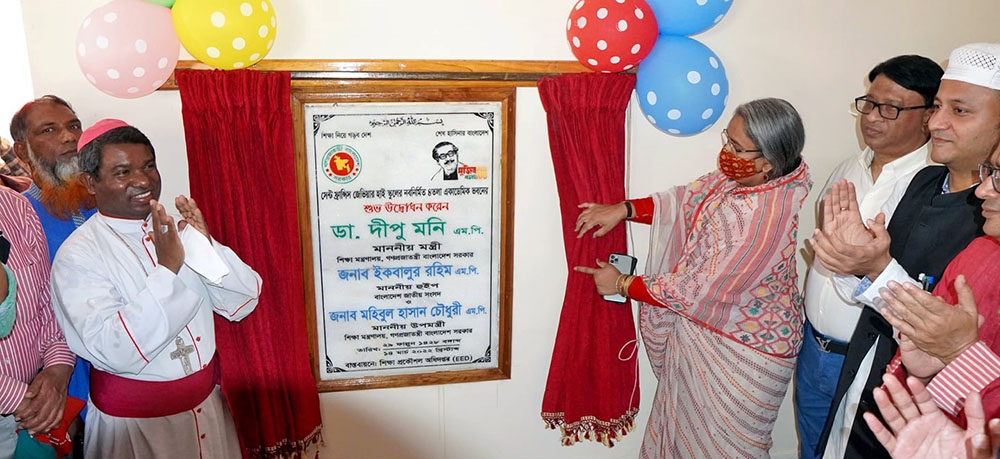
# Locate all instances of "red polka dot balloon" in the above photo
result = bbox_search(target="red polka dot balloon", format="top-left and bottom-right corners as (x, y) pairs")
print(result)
(566, 0), (658, 73)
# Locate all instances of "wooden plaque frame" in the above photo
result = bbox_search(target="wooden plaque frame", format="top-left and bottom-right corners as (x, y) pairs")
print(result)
(162, 59), (590, 391)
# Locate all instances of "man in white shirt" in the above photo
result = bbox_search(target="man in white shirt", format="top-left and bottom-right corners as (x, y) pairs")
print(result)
(795, 55), (942, 458)
(49, 119), (262, 458)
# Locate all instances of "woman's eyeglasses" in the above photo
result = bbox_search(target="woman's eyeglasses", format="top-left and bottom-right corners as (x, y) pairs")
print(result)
(721, 129), (762, 154)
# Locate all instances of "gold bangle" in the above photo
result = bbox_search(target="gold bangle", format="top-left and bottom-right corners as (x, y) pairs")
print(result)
(618, 274), (634, 298)
(614, 273), (627, 296)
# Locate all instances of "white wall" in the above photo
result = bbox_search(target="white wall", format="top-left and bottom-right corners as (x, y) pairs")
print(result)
(0, 0), (34, 137)
(15, 1), (1000, 458)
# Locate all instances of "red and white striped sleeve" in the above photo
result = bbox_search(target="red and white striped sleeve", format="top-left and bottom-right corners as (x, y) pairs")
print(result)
(18, 193), (75, 369)
(0, 188), (75, 413)
(926, 341), (1000, 416)
(39, 304), (76, 369)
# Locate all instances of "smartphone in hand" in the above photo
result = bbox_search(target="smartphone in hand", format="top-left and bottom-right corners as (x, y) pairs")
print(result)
(603, 252), (638, 304)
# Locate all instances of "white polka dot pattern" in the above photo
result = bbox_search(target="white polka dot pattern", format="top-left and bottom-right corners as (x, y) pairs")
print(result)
(565, 0), (658, 72)
(76, 0), (180, 98)
(211, 12), (226, 27)
(172, 0), (277, 70)
(636, 35), (729, 136)
(647, 0), (732, 36)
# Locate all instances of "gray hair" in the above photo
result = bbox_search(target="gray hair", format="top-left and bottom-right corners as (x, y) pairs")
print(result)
(734, 98), (805, 179)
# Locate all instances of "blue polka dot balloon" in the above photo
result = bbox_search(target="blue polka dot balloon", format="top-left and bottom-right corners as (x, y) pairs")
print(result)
(647, 0), (733, 36)
(636, 35), (728, 136)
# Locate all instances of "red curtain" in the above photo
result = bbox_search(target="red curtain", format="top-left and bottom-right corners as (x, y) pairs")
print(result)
(176, 70), (322, 458)
(539, 73), (639, 446)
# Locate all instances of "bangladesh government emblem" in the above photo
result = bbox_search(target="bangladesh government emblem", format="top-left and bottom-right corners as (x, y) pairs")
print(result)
(322, 145), (362, 184)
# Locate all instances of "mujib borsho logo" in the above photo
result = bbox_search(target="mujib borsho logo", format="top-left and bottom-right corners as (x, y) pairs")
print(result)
(322, 145), (362, 184)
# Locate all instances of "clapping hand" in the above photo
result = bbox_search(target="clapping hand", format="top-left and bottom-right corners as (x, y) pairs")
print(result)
(879, 275), (981, 364)
(149, 199), (184, 273)
(810, 180), (892, 278)
(897, 333), (946, 380)
(176, 195), (210, 239)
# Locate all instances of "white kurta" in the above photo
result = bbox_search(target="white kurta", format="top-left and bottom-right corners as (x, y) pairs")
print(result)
(804, 143), (932, 341)
(50, 212), (262, 459)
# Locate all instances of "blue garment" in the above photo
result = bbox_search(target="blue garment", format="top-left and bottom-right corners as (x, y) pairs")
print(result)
(23, 185), (96, 262)
(794, 320), (847, 459)
(23, 184), (96, 420)
(854, 277), (873, 298)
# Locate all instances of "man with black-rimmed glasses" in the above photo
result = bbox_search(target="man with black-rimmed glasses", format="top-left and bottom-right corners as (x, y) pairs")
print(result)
(795, 55), (942, 459)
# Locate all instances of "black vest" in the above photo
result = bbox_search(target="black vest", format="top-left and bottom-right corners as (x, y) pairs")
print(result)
(816, 166), (984, 458)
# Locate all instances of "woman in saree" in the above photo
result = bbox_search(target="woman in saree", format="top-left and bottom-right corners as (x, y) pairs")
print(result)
(575, 98), (812, 458)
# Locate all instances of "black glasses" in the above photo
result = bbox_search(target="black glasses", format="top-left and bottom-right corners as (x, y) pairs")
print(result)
(721, 129), (762, 154)
(980, 163), (1000, 192)
(854, 96), (931, 120)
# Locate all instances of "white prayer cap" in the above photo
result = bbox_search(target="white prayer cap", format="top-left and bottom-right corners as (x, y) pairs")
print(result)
(942, 43), (1000, 90)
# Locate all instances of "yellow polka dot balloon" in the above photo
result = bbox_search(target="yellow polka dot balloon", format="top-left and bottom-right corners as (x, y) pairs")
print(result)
(172, 0), (276, 70)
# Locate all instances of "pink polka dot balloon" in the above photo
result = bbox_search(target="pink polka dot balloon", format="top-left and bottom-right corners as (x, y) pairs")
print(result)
(566, 0), (658, 73)
(76, 0), (180, 98)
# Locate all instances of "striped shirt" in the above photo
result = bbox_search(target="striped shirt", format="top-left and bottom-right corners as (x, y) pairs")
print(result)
(0, 187), (75, 414)
(926, 341), (1000, 416)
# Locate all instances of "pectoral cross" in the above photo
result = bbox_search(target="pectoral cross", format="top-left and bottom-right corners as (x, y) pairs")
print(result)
(170, 337), (195, 375)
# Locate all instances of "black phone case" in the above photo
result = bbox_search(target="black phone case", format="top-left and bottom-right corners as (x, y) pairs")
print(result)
(0, 230), (9, 265)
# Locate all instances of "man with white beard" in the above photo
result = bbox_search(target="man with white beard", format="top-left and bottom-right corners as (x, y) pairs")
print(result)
(9, 95), (98, 261)
(9, 95), (98, 445)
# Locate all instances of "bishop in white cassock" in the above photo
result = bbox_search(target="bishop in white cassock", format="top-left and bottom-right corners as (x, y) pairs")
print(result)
(49, 119), (261, 458)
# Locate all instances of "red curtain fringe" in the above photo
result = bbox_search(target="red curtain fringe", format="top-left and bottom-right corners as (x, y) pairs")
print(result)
(541, 408), (639, 448)
(246, 425), (323, 459)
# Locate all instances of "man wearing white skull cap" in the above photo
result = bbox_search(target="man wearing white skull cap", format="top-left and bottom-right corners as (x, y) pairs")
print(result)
(811, 42), (1000, 458)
